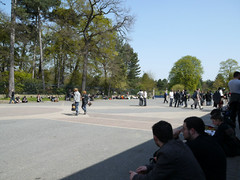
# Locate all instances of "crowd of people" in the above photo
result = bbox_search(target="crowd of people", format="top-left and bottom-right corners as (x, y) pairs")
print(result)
(130, 71), (240, 180)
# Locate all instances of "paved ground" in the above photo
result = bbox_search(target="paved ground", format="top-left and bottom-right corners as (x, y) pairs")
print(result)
(0, 99), (239, 180)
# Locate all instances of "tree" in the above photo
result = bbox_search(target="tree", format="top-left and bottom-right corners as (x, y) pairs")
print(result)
(219, 59), (240, 86)
(118, 42), (141, 90)
(168, 55), (203, 91)
(140, 73), (156, 92)
(8, 0), (17, 97)
(71, 0), (134, 91)
(157, 78), (168, 91)
(17, 0), (61, 91)
(213, 73), (225, 90)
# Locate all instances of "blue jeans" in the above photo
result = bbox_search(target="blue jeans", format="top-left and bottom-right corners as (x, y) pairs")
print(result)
(75, 102), (79, 114)
(9, 97), (16, 104)
(82, 102), (87, 113)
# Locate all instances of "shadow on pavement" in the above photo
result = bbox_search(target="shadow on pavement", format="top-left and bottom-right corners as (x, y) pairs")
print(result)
(61, 140), (156, 180)
(61, 114), (240, 180)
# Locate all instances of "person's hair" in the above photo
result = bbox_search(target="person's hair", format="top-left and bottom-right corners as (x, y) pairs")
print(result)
(83, 90), (86, 94)
(210, 109), (223, 121)
(74, 88), (78, 91)
(184, 117), (205, 135)
(152, 121), (173, 143)
(233, 71), (240, 78)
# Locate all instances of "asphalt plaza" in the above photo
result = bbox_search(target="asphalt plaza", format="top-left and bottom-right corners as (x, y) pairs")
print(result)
(0, 99), (240, 180)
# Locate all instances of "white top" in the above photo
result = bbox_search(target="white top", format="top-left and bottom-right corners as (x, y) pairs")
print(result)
(143, 91), (147, 98)
(228, 79), (240, 94)
(74, 91), (81, 102)
(169, 91), (174, 99)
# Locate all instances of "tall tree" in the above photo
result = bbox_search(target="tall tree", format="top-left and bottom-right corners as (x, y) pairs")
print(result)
(17, 0), (61, 91)
(117, 41), (141, 90)
(168, 55), (203, 91)
(70, 0), (133, 91)
(140, 73), (156, 92)
(219, 59), (240, 86)
(8, 0), (17, 97)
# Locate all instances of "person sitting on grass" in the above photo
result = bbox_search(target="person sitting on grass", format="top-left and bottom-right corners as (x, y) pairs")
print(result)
(22, 96), (28, 103)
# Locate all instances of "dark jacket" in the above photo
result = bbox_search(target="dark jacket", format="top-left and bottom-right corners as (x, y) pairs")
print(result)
(214, 122), (240, 157)
(186, 134), (226, 180)
(133, 140), (205, 180)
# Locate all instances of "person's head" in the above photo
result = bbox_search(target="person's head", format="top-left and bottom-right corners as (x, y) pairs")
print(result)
(183, 117), (205, 141)
(83, 90), (86, 94)
(210, 109), (223, 126)
(74, 88), (78, 92)
(233, 71), (240, 79)
(152, 121), (173, 147)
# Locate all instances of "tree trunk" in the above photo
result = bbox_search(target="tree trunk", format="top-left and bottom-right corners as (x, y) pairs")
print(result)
(38, 7), (45, 91)
(8, 0), (16, 97)
(81, 44), (88, 91)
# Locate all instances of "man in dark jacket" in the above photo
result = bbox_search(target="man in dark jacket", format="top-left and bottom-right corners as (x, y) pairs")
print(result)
(182, 116), (226, 180)
(129, 121), (205, 180)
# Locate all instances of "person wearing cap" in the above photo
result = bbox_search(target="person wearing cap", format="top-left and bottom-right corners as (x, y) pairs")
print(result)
(73, 88), (81, 116)
(210, 109), (240, 157)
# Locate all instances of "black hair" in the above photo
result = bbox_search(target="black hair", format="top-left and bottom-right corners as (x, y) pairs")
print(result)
(233, 71), (240, 78)
(210, 109), (223, 121)
(184, 117), (205, 135)
(152, 121), (173, 143)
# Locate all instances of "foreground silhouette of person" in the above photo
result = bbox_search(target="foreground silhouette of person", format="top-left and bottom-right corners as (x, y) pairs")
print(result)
(129, 120), (205, 180)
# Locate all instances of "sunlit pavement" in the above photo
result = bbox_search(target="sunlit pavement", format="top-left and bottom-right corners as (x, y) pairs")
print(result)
(0, 99), (239, 180)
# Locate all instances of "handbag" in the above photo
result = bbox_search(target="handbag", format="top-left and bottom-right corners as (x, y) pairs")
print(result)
(71, 103), (76, 111)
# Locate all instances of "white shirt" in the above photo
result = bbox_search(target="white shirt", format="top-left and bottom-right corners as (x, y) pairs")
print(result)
(74, 91), (81, 102)
(169, 91), (174, 99)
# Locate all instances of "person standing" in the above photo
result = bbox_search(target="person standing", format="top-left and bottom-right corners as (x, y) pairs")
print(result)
(182, 89), (188, 107)
(143, 91), (147, 106)
(228, 71), (240, 129)
(9, 89), (16, 104)
(169, 89), (174, 107)
(137, 90), (144, 106)
(74, 88), (81, 116)
(81, 91), (88, 115)
(174, 90), (180, 107)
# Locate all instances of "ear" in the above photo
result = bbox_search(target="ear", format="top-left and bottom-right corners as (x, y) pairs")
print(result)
(189, 128), (196, 136)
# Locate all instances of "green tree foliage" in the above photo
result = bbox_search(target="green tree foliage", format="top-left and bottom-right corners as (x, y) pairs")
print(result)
(156, 78), (168, 91)
(116, 40), (141, 92)
(219, 59), (240, 87)
(169, 55), (203, 91)
(171, 84), (184, 91)
(139, 73), (156, 92)
(213, 73), (225, 90)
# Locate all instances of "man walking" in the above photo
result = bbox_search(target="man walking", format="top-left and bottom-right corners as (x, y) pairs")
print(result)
(74, 88), (81, 116)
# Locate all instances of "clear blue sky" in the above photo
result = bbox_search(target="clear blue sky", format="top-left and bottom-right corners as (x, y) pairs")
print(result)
(1, 0), (240, 81)
(125, 0), (240, 81)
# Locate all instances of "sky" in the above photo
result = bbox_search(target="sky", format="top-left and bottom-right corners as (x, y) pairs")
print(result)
(1, 0), (240, 81)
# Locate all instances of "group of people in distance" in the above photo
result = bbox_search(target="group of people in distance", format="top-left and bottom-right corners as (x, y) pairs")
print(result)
(137, 90), (147, 106)
(130, 71), (240, 180)
(73, 88), (90, 116)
